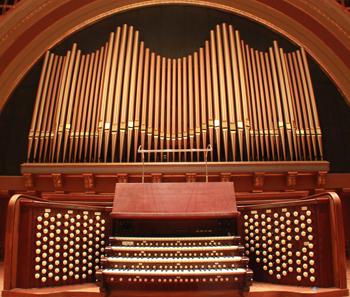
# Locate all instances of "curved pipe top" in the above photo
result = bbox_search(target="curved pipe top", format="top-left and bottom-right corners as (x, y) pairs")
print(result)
(0, 0), (349, 112)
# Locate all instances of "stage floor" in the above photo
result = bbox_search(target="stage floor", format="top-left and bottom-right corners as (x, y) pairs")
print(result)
(0, 261), (349, 297)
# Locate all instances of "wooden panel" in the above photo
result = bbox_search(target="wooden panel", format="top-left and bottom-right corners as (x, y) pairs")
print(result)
(112, 182), (238, 219)
(3, 195), (111, 289)
(1, 284), (349, 297)
(239, 192), (346, 288)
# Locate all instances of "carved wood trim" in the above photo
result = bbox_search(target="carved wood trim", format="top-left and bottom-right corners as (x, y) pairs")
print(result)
(253, 172), (265, 192)
(286, 171), (298, 191)
(186, 173), (197, 182)
(51, 173), (64, 193)
(83, 173), (95, 193)
(117, 173), (128, 183)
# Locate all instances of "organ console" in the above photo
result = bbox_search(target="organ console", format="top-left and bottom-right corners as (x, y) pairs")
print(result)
(96, 182), (253, 293)
(2, 187), (347, 296)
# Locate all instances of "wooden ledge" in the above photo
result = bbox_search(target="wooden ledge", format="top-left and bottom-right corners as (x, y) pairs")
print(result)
(21, 161), (329, 175)
(1, 282), (348, 297)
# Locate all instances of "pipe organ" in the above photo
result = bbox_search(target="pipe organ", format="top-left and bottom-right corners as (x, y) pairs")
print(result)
(5, 19), (347, 297)
(26, 23), (323, 164)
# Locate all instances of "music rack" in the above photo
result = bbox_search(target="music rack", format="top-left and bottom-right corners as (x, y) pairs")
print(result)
(138, 145), (213, 182)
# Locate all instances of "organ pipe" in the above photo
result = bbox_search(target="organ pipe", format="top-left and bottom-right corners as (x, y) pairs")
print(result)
(133, 42), (145, 162)
(251, 48), (264, 160)
(269, 47), (286, 160)
(182, 56), (189, 161)
(27, 23), (323, 163)
(147, 52), (155, 161)
(27, 51), (50, 162)
(140, 48), (150, 162)
(193, 52), (201, 161)
(235, 31), (250, 162)
(39, 54), (57, 162)
(199, 48), (207, 162)
(44, 56), (62, 162)
(159, 57), (166, 161)
(153, 55), (161, 161)
(228, 25), (241, 161)
(90, 48), (104, 162)
(63, 49), (81, 162)
(301, 48), (323, 160)
(260, 52), (274, 160)
(51, 49), (71, 162)
(98, 32), (114, 162)
(287, 53), (306, 160)
(264, 52), (280, 160)
(166, 57), (171, 161)
(177, 58), (183, 162)
(241, 41), (255, 161)
(204, 41), (214, 161)
(171, 58), (177, 161)
(94, 43), (108, 162)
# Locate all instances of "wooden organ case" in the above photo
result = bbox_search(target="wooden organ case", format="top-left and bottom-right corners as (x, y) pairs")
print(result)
(96, 182), (253, 293)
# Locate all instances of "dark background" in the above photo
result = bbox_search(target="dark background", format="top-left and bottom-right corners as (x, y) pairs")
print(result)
(0, 5), (349, 174)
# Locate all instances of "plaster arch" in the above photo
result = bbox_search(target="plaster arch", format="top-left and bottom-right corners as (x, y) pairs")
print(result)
(0, 0), (349, 112)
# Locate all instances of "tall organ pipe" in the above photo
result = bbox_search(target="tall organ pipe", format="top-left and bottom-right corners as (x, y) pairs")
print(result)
(27, 23), (323, 163)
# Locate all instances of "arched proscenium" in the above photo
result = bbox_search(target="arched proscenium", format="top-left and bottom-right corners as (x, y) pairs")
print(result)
(0, 0), (349, 113)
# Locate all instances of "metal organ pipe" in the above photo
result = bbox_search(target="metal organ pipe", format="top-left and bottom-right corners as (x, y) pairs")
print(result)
(27, 23), (323, 163)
